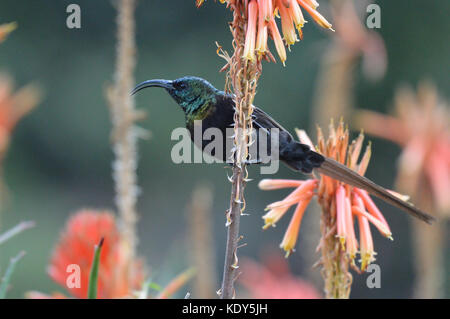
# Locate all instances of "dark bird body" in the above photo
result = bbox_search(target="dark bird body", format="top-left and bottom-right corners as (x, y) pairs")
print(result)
(133, 76), (434, 224)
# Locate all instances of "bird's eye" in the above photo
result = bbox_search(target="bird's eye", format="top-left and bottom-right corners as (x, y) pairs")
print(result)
(177, 82), (187, 90)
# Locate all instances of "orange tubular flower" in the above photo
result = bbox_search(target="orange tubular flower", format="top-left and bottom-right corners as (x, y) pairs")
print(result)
(197, 0), (333, 64)
(355, 83), (450, 215)
(243, 0), (258, 61)
(255, 1), (269, 55)
(259, 120), (393, 274)
(278, 0), (298, 48)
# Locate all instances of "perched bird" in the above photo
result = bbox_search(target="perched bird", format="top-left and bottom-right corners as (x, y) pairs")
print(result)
(132, 76), (434, 224)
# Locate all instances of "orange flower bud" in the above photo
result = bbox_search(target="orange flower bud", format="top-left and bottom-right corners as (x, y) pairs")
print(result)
(268, 18), (287, 65)
(243, 0), (258, 61)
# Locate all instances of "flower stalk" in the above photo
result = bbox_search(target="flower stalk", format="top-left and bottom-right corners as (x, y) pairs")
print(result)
(107, 0), (144, 285)
(187, 184), (217, 298)
(198, 0), (333, 298)
(220, 0), (262, 299)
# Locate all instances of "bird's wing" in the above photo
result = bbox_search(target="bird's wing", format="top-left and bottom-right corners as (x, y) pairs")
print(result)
(251, 106), (293, 137)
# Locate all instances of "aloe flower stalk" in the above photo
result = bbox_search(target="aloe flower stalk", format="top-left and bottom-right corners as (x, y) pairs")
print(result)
(196, 0), (334, 299)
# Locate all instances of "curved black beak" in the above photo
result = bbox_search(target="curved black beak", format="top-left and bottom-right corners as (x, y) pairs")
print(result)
(131, 79), (173, 95)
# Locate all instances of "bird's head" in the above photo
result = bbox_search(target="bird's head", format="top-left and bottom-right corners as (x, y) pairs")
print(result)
(132, 76), (219, 114)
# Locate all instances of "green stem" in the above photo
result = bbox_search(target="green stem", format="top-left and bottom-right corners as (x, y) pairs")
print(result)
(0, 221), (35, 246)
(0, 251), (26, 298)
(87, 238), (104, 299)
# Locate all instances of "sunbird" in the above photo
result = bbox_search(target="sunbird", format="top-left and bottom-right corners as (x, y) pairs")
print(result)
(132, 76), (434, 224)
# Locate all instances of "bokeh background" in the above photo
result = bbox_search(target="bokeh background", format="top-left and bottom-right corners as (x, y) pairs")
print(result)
(0, 0), (448, 298)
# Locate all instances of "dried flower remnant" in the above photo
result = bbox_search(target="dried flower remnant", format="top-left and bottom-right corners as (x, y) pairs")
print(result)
(259, 120), (395, 298)
(197, 0), (334, 65)
(239, 252), (321, 298)
(0, 75), (40, 158)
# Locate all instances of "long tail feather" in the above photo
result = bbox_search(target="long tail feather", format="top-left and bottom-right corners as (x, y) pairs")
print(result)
(315, 157), (435, 224)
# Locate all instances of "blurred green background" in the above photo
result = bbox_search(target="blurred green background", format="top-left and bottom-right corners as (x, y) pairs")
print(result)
(0, 0), (448, 298)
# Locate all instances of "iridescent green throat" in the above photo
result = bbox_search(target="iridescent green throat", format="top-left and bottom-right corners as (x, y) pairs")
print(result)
(184, 96), (216, 123)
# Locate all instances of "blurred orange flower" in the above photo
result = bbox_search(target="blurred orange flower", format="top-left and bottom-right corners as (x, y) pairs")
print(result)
(0, 75), (40, 157)
(0, 22), (17, 44)
(239, 251), (320, 298)
(29, 210), (145, 299)
(259, 121), (393, 272)
(27, 210), (195, 299)
(355, 83), (450, 215)
(197, 0), (333, 65)
(332, 1), (386, 81)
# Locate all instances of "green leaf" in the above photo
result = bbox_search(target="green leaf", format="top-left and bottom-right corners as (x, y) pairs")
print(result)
(138, 277), (166, 299)
(87, 238), (104, 299)
(148, 282), (162, 291)
(0, 251), (26, 298)
(137, 278), (161, 299)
